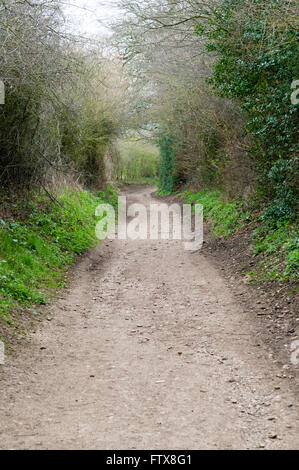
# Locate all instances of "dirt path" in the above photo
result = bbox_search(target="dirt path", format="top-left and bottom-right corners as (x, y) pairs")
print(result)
(0, 187), (298, 449)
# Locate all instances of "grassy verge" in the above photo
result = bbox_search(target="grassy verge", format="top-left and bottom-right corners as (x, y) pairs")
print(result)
(156, 188), (173, 197)
(0, 186), (118, 328)
(182, 190), (247, 237)
(249, 222), (298, 283)
(182, 189), (298, 283)
(119, 177), (158, 186)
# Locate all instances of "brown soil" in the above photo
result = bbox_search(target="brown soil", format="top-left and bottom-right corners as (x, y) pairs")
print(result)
(0, 186), (298, 449)
(202, 227), (298, 374)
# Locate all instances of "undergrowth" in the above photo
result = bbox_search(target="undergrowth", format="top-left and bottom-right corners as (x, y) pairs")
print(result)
(249, 221), (298, 283)
(156, 188), (173, 197)
(183, 190), (247, 237)
(0, 186), (117, 326)
(120, 177), (159, 186)
(182, 189), (298, 282)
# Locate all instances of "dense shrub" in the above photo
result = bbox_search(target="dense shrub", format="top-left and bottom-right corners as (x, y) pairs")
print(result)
(196, 0), (299, 220)
(0, 1), (120, 189)
(183, 189), (298, 282)
(114, 0), (298, 223)
(158, 134), (177, 193)
(117, 138), (159, 181)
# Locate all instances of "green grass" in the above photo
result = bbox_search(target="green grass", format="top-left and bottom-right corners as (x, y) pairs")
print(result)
(182, 190), (247, 237)
(120, 177), (159, 186)
(97, 184), (119, 212)
(156, 188), (173, 196)
(182, 189), (298, 282)
(249, 221), (298, 282)
(0, 186), (118, 325)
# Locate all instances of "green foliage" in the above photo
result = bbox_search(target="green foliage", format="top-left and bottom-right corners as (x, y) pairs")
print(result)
(117, 138), (159, 182)
(196, 0), (299, 219)
(0, 188), (111, 324)
(158, 134), (176, 193)
(250, 221), (298, 281)
(0, 68), (118, 189)
(183, 190), (246, 237)
(97, 184), (119, 212)
(183, 189), (298, 282)
(0, 84), (42, 185)
(156, 188), (173, 197)
(123, 177), (159, 186)
(62, 109), (117, 187)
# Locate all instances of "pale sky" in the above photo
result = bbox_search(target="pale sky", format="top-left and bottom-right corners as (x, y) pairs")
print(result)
(63, 0), (123, 38)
